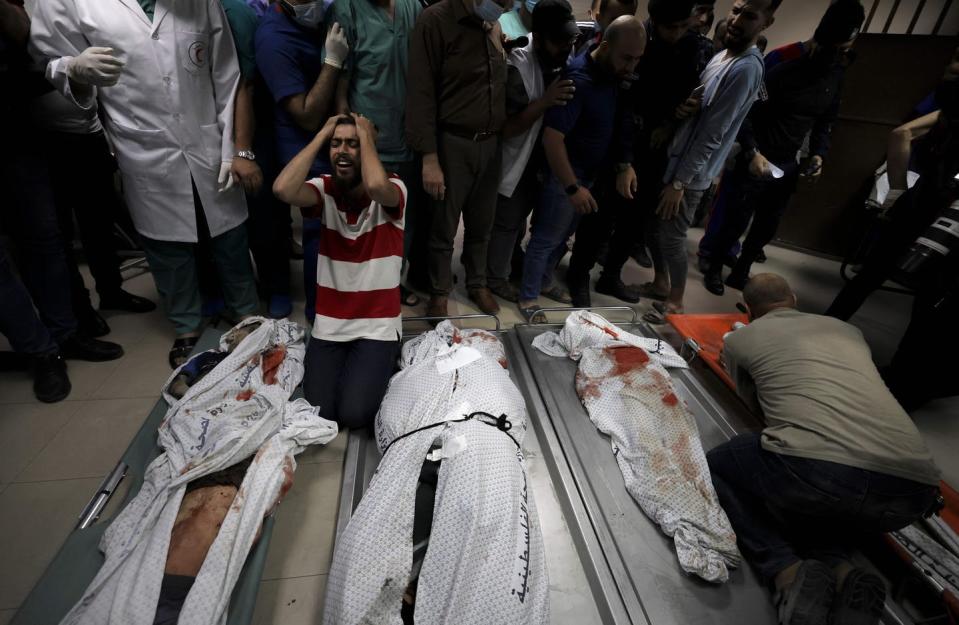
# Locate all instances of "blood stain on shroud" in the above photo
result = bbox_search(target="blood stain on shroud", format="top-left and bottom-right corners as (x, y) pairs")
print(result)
(261, 345), (287, 385)
(604, 346), (650, 377)
(584, 318), (620, 339)
(662, 392), (679, 406)
(236, 388), (254, 401)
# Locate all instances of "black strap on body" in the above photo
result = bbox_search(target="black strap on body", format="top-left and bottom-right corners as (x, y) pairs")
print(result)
(382, 411), (520, 457)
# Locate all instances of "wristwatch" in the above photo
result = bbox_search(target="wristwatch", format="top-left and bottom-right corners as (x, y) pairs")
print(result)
(235, 150), (256, 161)
(565, 183), (581, 196)
(671, 179), (686, 192)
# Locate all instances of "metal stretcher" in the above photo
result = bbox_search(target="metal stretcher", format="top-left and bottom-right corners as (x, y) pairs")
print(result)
(11, 328), (272, 625)
(332, 310), (776, 623)
(333, 314), (604, 624)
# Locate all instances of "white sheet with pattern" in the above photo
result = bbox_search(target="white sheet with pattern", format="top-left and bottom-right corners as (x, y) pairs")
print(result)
(533, 311), (740, 582)
(323, 322), (549, 624)
(59, 318), (338, 625)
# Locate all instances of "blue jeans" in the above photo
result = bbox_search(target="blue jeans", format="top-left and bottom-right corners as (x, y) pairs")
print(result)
(520, 175), (586, 302)
(707, 433), (939, 583)
(303, 337), (399, 430)
(0, 130), (76, 354)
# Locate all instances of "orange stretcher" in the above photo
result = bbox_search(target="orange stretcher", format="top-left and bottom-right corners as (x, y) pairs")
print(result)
(665, 313), (748, 390)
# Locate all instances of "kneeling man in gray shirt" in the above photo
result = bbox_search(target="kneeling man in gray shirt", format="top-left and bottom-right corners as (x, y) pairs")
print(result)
(708, 273), (941, 625)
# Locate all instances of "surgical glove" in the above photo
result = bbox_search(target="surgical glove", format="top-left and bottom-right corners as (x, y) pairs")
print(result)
(218, 161), (235, 193)
(67, 47), (124, 86)
(324, 23), (349, 69)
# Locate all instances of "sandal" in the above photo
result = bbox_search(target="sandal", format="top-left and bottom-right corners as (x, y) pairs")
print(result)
(642, 301), (682, 325)
(634, 282), (669, 301)
(519, 304), (546, 324)
(540, 285), (572, 305)
(400, 285), (421, 307)
(169, 336), (199, 369)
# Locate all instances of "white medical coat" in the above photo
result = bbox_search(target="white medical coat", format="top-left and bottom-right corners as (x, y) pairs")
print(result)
(30, 0), (247, 243)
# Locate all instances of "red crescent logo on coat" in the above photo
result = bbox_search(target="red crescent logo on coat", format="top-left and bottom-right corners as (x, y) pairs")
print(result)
(188, 41), (207, 69)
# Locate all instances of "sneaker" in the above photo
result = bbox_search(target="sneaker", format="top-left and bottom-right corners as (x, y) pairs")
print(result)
(831, 569), (885, 625)
(468, 287), (501, 315)
(33, 353), (71, 403)
(59, 335), (124, 362)
(268, 294), (293, 319)
(774, 560), (836, 625)
(99, 289), (157, 313)
(595, 276), (640, 304)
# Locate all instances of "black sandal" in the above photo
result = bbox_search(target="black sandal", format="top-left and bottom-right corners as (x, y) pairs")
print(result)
(169, 337), (199, 369)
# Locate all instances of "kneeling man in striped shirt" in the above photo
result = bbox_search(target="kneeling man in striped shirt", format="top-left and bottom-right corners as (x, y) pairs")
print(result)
(274, 114), (406, 429)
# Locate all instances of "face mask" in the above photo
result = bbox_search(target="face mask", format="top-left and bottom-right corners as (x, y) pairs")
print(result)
(283, 0), (325, 29)
(525, 0), (538, 12)
(474, 0), (505, 22)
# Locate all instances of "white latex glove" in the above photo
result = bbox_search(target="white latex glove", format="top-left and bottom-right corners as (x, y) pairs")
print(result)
(324, 23), (349, 69)
(67, 47), (124, 86)
(218, 161), (235, 192)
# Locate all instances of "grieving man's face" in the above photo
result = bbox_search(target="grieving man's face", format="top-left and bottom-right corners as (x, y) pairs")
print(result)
(329, 124), (362, 190)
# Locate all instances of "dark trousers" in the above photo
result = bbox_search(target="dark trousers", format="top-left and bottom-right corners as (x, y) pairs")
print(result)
(44, 130), (125, 314)
(707, 433), (939, 583)
(429, 133), (502, 295)
(702, 161), (799, 278)
(486, 168), (538, 291)
(825, 187), (930, 320)
(568, 168), (663, 287)
(303, 337), (399, 430)
(521, 173), (585, 301)
(246, 128), (291, 298)
(0, 128), (77, 354)
(886, 290), (959, 410)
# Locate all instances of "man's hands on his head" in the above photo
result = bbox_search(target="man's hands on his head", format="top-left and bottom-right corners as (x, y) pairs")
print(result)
(571, 186), (598, 215)
(351, 113), (378, 144)
(656, 183), (684, 220)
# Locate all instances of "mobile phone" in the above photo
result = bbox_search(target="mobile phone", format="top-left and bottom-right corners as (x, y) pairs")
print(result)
(690, 84), (706, 99)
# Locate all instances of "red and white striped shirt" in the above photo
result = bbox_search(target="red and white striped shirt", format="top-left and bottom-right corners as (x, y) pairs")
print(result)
(304, 175), (406, 342)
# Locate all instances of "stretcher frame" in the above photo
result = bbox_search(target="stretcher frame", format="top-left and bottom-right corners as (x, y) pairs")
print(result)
(11, 328), (274, 625)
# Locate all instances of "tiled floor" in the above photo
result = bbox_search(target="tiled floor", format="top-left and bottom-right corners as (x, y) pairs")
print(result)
(1, 225), (956, 624)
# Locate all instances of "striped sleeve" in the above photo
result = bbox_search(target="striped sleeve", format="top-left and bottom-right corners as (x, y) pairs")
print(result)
(383, 175), (408, 221)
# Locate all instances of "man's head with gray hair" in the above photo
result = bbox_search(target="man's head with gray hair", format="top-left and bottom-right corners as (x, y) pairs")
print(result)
(742, 273), (798, 320)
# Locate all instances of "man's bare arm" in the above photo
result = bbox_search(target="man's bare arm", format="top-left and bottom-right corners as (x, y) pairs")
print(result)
(887, 110), (939, 190)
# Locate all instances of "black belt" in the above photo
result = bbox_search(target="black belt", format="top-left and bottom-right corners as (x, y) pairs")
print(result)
(443, 127), (498, 142)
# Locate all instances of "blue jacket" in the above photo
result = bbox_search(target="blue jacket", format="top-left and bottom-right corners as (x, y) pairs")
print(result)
(664, 46), (764, 191)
